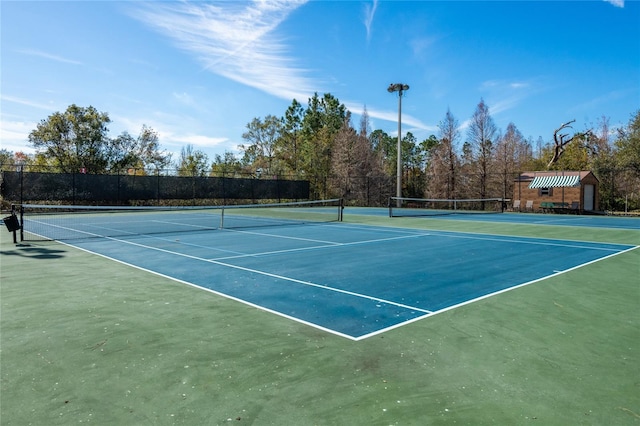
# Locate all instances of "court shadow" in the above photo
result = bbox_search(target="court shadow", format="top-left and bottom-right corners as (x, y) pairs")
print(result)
(0, 244), (66, 260)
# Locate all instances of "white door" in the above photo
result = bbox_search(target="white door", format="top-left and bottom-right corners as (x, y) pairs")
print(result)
(584, 184), (594, 211)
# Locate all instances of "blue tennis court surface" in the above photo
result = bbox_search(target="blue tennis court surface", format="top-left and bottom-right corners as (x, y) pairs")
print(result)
(59, 220), (636, 340)
(349, 206), (640, 230)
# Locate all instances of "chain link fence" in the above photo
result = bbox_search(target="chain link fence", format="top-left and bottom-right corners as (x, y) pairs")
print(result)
(0, 165), (309, 206)
(2, 164), (637, 213)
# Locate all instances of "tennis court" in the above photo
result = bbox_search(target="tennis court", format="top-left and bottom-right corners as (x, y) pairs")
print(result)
(2, 201), (639, 425)
(358, 203), (640, 231)
(18, 203), (636, 340)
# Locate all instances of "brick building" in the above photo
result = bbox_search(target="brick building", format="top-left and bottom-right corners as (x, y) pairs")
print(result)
(513, 171), (599, 213)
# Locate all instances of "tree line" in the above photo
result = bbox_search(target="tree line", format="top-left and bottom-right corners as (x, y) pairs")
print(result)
(1, 98), (639, 211)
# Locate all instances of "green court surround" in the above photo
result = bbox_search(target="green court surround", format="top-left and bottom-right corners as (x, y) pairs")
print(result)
(1, 214), (639, 425)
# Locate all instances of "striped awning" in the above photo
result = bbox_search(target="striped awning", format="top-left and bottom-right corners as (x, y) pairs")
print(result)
(528, 175), (580, 189)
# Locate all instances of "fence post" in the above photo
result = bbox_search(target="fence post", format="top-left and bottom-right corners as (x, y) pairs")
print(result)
(156, 169), (160, 206)
(19, 204), (24, 242)
(222, 171), (227, 205)
(19, 164), (24, 206)
(276, 174), (281, 203)
(192, 172), (196, 206)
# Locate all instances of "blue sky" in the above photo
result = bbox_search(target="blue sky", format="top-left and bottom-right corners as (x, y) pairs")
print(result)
(1, 0), (638, 162)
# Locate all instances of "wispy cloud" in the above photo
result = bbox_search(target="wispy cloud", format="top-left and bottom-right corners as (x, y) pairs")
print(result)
(479, 79), (535, 116)
(112, 112), (230, 155)
(131, 0), (316, 102)
(568, 88), (631, 114)
(603, 0), (624, 8)
(363, 0), (378, 41)
(172, 92), (196, 107)
(0, 119), (37, 153)
(1, 94), (56, 111)
(168, 133), (228, 149)
(346, 102), (435, 133)
(17, 49), (82, 65)
(410, 36), (437, 58)
(480, 80), (530, 91)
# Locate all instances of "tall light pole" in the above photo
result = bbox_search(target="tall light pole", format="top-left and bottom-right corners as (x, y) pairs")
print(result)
(388, 83), (409, 206)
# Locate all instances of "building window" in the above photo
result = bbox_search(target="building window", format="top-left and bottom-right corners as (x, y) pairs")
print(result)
(539, 187), (553, 196)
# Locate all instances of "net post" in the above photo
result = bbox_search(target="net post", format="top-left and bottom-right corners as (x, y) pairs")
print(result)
(388, 197), (393, 218)
(19, 205), (24, 242)
(220, 206), (225, 229)
(339, 198), (344, 222)
(11, 204), (17, 244)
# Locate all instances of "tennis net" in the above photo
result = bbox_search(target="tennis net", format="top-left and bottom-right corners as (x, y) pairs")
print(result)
(20, 199), (343, 241)
(389, 197), (505, 217)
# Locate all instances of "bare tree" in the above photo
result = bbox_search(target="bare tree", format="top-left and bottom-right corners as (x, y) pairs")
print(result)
(547, 119), (596, 168)
(427, 109), (460, 198)
(467, 99), (498, 199)
(548, 120), (576, 168)
(495, 123), (525, 199)
(331, 111), (388, 203)
(359, 105), (371, 138)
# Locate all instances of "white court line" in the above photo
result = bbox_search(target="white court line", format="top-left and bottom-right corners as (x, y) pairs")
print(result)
(27, 217), (215, 236)
(80, 233), (434, 315)
(425, 232), (625, 252)
(210, 234), (426, 261)
(39, 236), (361, 341)
(353, 245), (640, 340)
(339, 222), (634, 251)
(28, 217), (426, 260)
(220, 227), (344, 245)
(150, 235), (249, 256)
(25, 219), (638, 340)
(136, 224), (426, 261)
(28, 217), (243, 256)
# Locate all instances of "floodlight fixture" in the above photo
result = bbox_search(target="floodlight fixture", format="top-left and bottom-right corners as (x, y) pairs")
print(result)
(387, 83), (409, 206)
(387, 83), (409, 93)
